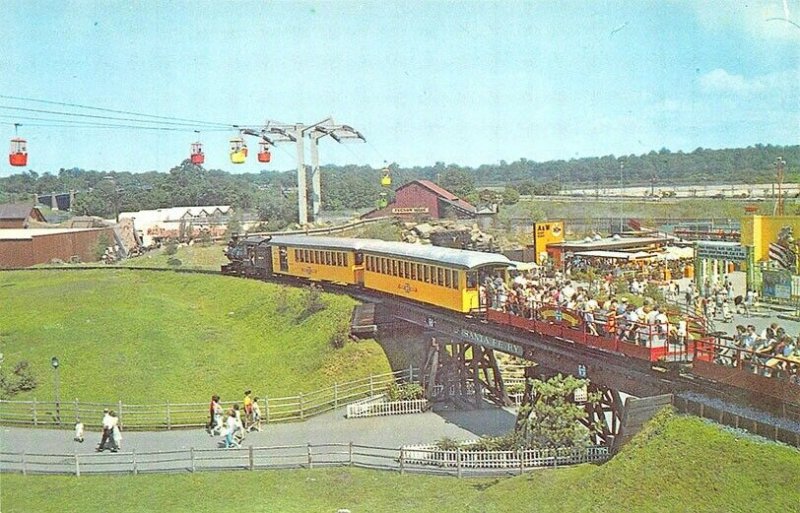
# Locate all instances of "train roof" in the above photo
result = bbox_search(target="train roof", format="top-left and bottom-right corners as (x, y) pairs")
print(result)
(268, 235), (513, 269)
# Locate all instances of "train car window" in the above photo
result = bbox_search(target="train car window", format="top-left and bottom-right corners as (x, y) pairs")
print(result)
(411, 263), (417, 280)
(327, 252), (333, 265)
(343, 254), (349, 267)
(466, 271), (477, 289)
(437, 267), (444, 286)
(336, 253), (342, 266)
(423, 265), (430, 283)
(279, 246), (289, 272)
(402, 261), (408, 278)
(366, 255), (372, 271)
(399, 260), (405, 278)
(392, 260), (398, 276)
(355, 252), (363, 265)
(452, 270), (460, 289)
(444, 269), (452, 288)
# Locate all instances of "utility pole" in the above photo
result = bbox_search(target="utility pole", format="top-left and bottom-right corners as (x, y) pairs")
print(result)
(774, 156), (786, 216)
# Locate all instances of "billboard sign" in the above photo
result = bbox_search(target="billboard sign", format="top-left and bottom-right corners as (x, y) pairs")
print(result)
(533, 221), (565, 264)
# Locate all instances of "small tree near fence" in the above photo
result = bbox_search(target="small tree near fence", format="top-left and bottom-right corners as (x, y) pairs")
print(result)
(515, 374), (601, 449)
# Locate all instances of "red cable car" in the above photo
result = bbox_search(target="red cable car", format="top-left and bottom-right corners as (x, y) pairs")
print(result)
(9, 138), (27, 167)
(257, 141), (271, 163)
(190, 142), (205, 165)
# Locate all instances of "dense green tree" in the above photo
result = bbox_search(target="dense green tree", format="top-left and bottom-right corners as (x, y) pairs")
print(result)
(439, 166), (475, 198)
(2, 145), (799, 218)
(515, 374), (601, 449)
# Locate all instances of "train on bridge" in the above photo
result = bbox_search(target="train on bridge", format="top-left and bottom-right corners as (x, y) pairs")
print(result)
(221, 234), (800, 416)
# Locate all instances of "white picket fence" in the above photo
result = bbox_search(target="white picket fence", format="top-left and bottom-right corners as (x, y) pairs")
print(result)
(401, 442), (609, 474)
(345, 395), (430, 419)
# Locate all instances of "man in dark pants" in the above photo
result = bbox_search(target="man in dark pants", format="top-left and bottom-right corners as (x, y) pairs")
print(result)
(96, 408), (111, 452)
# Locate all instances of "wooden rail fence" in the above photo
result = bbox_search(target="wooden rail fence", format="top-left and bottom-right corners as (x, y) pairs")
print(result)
(0, 368), (416, 430)
(0, 442), (609, 478)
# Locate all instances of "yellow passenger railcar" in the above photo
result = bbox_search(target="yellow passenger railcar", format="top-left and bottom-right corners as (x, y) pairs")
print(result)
(268, 235), (363, 284)
(360, 240), (511, 312)
(267, 235), (512, 313)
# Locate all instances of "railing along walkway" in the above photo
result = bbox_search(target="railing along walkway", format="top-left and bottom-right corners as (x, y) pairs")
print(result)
(0, 368), (417, 430)
(0, 442), (609, 478)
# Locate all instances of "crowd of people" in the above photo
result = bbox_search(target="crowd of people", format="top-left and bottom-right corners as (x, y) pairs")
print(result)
(481, 270), (686, 348)
(207, 390), (263, 448)
(716, 323), (800, 380)
(484, 265), (800, 384)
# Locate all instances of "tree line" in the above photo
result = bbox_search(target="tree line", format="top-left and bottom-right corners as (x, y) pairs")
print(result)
(0, 144), (796, 229)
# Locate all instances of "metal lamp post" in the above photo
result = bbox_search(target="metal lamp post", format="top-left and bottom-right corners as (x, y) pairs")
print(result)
(51, 356), (61, 425)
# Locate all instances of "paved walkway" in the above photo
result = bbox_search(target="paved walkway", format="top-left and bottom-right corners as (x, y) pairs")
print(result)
(0, 404), (518, 455)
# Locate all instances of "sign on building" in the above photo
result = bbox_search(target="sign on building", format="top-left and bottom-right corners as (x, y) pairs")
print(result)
(762, 269), (793, 300)
(532, 221), (565, 264)
(391, 207), (429, 214)
(695, 242), (748, 262)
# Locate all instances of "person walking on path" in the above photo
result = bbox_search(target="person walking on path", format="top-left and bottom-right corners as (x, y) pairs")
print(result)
(110, 411), (122, 452)
(74, 419), (84, 443)
(96, 408), (112, 452)
(243, 390), (253, 430)
(250, 397), (263, 432)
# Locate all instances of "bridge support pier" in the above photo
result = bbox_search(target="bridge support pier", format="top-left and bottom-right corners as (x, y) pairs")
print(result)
(514, 367), (623, 447)
(421, 337), (513, 408)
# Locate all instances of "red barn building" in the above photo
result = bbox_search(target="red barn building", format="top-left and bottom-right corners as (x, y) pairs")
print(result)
(0, 203), (46, 229)
(363, 180), (477, 220)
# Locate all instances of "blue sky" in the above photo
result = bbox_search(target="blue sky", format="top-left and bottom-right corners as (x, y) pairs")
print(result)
(1, 0), (798, 176)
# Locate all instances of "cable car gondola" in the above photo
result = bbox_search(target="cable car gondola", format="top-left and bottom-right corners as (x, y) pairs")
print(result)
(257, 141), (272, 163)
(190, 141), (205, 165)
(380, 166), (392, 187)
(230, 136), (247, 164)
(9, 138), (27, 167)
(9, 124), (27, 167)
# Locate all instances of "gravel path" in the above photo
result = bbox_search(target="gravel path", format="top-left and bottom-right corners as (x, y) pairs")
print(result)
(0, 405), (518, 456)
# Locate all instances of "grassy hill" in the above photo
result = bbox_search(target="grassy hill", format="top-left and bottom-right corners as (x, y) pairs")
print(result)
(0, 269), (389, 404)
(2, 411), (798, 512)
(122, 243), (228, 270)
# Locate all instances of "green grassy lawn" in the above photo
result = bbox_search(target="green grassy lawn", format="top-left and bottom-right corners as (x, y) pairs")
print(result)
(123, 243), (228, 270)
(0, 269), (389, 404)
(3, 412), (798, 512)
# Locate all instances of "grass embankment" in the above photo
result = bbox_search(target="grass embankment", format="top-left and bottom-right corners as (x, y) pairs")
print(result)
(0, 269), (388, 403)
(122, 243), (228, 270)
(3, 411), (799, 512)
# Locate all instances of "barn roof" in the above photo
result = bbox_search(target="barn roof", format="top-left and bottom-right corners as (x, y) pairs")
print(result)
(0, 203), (42, 220)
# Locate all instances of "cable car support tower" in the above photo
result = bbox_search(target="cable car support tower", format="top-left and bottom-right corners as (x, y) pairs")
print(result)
(240, 117), (365, 225)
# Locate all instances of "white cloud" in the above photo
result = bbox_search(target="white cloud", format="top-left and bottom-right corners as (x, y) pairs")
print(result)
(699, 68), (799, 94)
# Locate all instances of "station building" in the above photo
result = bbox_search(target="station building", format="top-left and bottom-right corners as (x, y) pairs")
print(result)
(362, 180), (477, 220)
